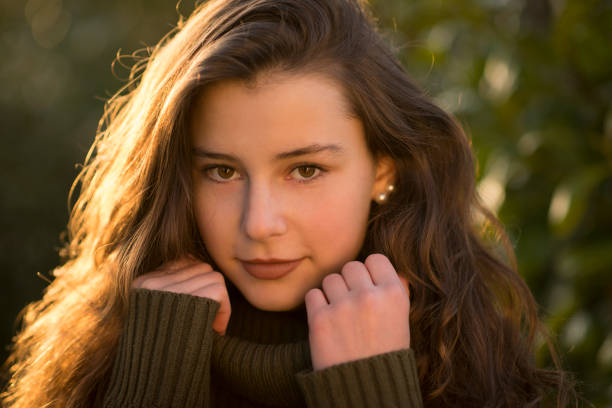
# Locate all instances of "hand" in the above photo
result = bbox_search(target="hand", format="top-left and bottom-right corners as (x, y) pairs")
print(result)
(132, 258), (231, 335)
(304, 254), (411, 371)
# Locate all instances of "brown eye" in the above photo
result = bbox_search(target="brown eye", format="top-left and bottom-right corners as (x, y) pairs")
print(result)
(217, 167), (235, 179)
(296, 166), (318, 179)
(294, 166), (321, 181)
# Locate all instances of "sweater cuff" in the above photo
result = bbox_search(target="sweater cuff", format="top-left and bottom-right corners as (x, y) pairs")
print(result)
(296, 348), (423, 408)
(103, 289), (220, 407)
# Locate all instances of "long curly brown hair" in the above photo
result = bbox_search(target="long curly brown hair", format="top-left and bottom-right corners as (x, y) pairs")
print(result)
(2, 0), (577, 406)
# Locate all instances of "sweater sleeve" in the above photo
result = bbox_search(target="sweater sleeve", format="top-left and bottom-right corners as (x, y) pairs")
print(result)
(296, 348), (423, 408)
(102, 289), (220, 408)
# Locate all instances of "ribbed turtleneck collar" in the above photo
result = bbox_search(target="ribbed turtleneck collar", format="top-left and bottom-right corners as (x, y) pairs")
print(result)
(211, 283), (311, 407)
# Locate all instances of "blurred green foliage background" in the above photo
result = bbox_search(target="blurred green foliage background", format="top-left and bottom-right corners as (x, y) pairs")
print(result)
(1, 0), (610, 405)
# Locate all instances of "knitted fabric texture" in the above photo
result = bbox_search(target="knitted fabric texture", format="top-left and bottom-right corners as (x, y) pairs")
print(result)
(102, 287), (423, 407)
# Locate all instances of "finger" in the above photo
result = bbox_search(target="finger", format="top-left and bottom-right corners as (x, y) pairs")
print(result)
(364, 253), (400, 286)
(134, 262), (212, 289)
(341, 261), (374, 290)
(161, 271), (224, 293)
(160, 258), (207, 274)
(156, 262), (212, 281)
(213, 305), (231, 336)
(304, 288), (328, 319)
(193, 282), (231, 335)
(321, 273), (349, 303)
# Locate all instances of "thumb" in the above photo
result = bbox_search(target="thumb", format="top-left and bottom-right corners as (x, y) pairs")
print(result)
(213, 300), (231, 336)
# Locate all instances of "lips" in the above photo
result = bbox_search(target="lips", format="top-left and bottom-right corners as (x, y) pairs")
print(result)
(239, 257), (304, 280)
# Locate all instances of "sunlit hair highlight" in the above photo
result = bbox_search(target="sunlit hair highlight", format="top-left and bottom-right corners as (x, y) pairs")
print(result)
(2, 0), (576, 406)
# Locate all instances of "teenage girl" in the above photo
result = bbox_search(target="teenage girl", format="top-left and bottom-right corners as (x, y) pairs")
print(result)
(2, 0), (577, 406)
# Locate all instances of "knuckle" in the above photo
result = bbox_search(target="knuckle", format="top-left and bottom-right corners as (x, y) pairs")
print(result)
(341, 261), (363, 274)
(386, 283), (408, 302)
(309, 310), (332, 333)
(365, 253), (386, 263)
(322, 273), (340, 286)
(304, 288), (319, 303)
(333, 298), (353, 316)
(196, 262), (213, 272)
(358, 288), (379, 307)
(194, 282), (227, 302)
(138, 278), (157, 290)
(340, 265), (359, 280)
(364, 253), (390, 270)
(208, 271), (225, 282)
(131, 276), (143, 288)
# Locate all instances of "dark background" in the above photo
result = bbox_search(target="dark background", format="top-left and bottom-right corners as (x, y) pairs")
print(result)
(1, 0), (610, 405)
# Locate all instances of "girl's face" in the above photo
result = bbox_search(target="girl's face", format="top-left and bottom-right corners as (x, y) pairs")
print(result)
(190, 73), (394, 311)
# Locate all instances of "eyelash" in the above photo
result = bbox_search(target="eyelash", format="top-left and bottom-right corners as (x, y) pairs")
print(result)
(201, 164), (327, 184)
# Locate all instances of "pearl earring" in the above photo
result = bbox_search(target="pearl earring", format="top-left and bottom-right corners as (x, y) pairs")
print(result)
(375, 184), (395, 204)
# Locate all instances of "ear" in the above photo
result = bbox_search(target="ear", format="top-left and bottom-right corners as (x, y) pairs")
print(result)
(371, 155), (396, 203)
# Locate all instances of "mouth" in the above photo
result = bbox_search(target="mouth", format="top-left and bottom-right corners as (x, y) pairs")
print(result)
(239, 257), (305, 280)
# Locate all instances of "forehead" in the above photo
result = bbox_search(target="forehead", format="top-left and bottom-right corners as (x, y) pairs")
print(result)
(190, 73), (361, 151)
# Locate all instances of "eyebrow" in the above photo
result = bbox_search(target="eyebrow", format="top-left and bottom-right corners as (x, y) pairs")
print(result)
(192, 143), (345, 161)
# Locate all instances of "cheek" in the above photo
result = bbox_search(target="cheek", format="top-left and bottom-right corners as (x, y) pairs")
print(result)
(297, 182), (372, 256)
(193, 189), (235, 249)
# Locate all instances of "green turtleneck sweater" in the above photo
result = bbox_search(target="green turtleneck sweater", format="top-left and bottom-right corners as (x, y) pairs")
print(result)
(102, 286), (423, 407)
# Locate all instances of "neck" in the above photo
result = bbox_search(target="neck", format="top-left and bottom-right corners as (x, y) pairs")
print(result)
(224, 281), (309, 344)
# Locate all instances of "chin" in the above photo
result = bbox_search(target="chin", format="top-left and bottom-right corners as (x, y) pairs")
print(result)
(242, 287), (305, 312)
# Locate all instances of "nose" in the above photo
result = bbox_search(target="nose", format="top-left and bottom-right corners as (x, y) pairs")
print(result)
(241, 181), (287, 241)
